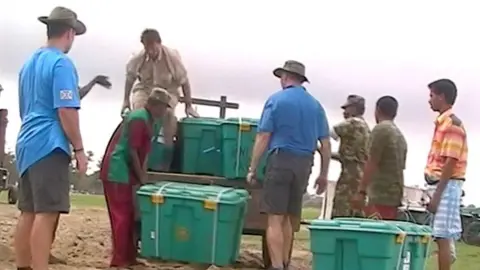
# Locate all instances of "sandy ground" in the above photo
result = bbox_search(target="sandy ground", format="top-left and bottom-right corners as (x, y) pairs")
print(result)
(0, 203), (311, 270)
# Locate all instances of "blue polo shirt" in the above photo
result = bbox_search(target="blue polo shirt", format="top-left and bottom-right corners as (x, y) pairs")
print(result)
(258, 86), (329, 156)
(16, 47), (81, 176)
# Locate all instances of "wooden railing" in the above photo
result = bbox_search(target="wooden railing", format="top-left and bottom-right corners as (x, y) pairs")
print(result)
(179, 95), (239, 119)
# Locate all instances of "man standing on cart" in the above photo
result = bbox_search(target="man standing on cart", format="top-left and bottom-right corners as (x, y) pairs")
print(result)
(100, 88), (171, 268)
(247, 60), (331, 270)
(121, 28), (199, 171)
(424, 79), (467, 270)
(330, 95), (370, 218)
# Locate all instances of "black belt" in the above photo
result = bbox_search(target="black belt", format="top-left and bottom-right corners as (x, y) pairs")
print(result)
(271, 148), (314, 156)
(424, 174), (465, 185)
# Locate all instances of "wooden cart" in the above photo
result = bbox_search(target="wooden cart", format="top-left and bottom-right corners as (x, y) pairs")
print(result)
(146, 96), (299, 268)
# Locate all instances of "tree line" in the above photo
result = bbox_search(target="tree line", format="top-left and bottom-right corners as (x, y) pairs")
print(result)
(4, 151), (105, 194)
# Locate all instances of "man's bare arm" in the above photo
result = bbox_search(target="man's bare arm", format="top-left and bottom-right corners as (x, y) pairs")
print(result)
(78, 80), (96, 99)
(58, 108), (83, 150)
(318, 138), (331, 178)
(181, 79), (193, 106)
(249, 133), (271, 171)
(124, 76), (136, 103)
(434, 157), (456, 197)
(358, 125), (384, 192)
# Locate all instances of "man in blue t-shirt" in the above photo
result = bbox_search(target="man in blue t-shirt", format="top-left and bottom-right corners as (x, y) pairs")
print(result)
(247, 60), (331, 269)
(13, 7), (91, 270)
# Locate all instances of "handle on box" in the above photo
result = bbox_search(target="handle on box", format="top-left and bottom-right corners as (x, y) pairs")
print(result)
(202, 146), (220, 153)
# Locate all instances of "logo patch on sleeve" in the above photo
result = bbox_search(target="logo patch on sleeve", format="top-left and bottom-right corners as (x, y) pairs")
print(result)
(59, 90), (73, 100)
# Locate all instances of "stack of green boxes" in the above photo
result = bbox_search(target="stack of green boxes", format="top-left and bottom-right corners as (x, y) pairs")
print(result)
(308, 218), (433, 270)
(137, 181), (249, 266)
(177, 117), (267, 181)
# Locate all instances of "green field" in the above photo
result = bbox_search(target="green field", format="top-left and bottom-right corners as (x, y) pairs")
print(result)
(1, 193), (479, 269)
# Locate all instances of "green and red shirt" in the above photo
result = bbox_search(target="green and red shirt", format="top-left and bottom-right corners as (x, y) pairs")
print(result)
(100, 108), (161, 184)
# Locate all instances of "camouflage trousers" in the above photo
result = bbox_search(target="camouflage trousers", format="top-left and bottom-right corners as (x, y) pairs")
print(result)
(331, 163), (363, 218)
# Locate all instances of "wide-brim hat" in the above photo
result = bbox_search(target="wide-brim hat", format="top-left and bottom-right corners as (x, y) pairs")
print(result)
(273, 60), (309, 83)
(38, 6), (86, 36)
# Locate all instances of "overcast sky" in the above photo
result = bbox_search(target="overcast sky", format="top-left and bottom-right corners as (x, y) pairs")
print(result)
(1, 1), (479, 203)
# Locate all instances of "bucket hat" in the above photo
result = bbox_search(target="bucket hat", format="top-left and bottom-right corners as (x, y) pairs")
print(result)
(38, 6), (86, 35)
(273, 60), (309, 83)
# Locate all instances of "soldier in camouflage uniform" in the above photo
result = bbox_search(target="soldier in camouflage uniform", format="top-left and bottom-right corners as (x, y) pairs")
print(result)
(353, 96), (408, 220)
(330, 95), (370, 218)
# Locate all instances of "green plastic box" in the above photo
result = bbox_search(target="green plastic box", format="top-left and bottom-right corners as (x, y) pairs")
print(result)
(137, 181), (249, 266)
(221, 118), (267, 180)
(386, 221), (433, 270)
(336, 218), (433, 270)
(178, 117), (224, 176)
(147, 133), (165, 171)
(147, 121), (165, 171)
(309, 218), (407, 270)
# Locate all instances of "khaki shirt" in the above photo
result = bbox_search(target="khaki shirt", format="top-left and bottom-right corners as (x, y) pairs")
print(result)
(126, 46), (187, 104)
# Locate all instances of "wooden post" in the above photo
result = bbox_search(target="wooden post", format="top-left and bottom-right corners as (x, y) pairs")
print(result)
(179, 96), (239, 119)
(219, 96), (227, 119)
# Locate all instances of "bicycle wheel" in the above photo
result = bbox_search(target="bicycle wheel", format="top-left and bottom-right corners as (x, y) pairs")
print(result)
(463, 220), (480, 246)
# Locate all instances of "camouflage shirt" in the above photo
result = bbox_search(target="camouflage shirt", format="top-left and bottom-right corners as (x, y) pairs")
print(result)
(368, 120), (408, 206)
(333, 117), (370, 164)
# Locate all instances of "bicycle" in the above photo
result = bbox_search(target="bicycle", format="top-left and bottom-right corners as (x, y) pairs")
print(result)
(397, 188), (434, 226)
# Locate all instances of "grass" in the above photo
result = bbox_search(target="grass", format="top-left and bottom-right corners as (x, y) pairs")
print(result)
(1, 192), (479, 269)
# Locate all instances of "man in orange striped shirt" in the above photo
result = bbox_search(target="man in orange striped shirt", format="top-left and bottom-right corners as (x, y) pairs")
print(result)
(425, 79), (467, 270)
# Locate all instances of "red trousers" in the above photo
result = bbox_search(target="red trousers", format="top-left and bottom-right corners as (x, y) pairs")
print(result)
(363, 204), (398, 220)
(103, 180), (137, 267)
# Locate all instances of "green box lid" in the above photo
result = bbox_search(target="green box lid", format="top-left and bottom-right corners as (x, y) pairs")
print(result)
(335, 218), (432, 236)
(137, 181), (249, 204)
(309, 219), (406, 235)
(384, 221), (433, 236)
(179, 117), (224, 125)
(223, 117), (259, 126)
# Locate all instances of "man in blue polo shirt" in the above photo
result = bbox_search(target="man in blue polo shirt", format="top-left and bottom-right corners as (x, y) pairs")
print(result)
(14, 7), (89, 270)
(247, 60), (332, 270)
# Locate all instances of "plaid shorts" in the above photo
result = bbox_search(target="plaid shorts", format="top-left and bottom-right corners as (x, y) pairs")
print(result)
(430, 180), (463, 240)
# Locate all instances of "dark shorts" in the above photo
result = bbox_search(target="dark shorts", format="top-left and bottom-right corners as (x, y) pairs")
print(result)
(260, 149), (313, 217)
(18, 149), (71, 214)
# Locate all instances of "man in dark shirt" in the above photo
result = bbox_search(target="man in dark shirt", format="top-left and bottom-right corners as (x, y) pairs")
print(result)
(247, 60), (331, 270)
(352, 96), (407, 220)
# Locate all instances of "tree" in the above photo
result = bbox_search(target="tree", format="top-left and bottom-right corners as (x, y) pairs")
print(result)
(70, 150), (97, 192)
(2, 150), (102, 193)
(3, 151), (18, 185)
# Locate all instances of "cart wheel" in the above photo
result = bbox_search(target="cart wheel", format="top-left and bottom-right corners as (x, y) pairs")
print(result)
(463, 221), (480, 246)
(7, 185), (17, 205)
(261, 232), (294, 269)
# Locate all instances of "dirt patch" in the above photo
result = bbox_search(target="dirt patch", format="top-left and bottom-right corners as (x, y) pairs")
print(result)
(0, 203), (311, 269)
